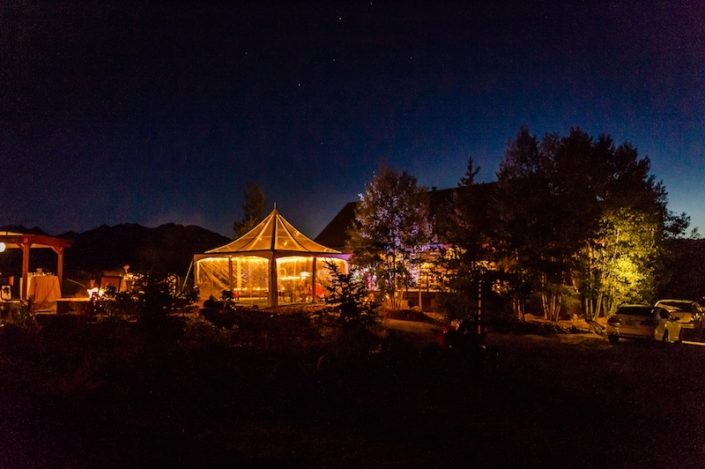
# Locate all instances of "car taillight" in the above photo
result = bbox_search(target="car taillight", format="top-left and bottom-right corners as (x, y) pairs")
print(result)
(641, 319), (659, 327)
(607, 317), (621, 326)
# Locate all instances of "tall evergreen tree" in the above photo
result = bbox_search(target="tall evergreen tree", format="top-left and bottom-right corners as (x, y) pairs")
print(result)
(495, 127), (555, 319)
(436, 157), (491, 320)
(233, 183), (266, 238)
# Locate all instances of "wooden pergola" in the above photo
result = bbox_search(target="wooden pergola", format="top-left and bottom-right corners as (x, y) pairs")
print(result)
(0, 232), (72, 300)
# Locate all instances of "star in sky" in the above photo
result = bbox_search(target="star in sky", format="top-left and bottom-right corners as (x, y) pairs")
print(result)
(0, 1), (702, 238)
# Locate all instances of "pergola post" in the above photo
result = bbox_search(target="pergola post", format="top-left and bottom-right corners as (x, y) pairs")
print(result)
(52, 246), (65, 285)
(21, 240), (30, 300)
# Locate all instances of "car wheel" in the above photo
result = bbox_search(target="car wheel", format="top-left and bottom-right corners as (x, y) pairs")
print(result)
(608, 335), (619, 344)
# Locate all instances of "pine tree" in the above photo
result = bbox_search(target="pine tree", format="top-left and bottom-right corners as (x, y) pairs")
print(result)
(233, 183), (266, 238)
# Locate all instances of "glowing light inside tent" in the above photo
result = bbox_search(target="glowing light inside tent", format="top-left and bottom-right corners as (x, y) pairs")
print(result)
(195, 209), (348, 306)
(276, 256), (311, 264)
(198, 256), (268, 264)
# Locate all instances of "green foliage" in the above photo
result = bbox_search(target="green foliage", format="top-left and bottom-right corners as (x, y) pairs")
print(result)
(103, 290), (140, 318)
(436, 157), (493, 320)
(446, 157), (486, 258)
(98, 274), (196, 327)
(658, 238), (705, 299)
(494, 126), (689, 321)
(323, 261), (379, 330)
(347, 165), (431, 309)
(437, 270), (479, 321)
(579, 209), (659, 318)
(233, 182), (266, 238)
(180, 316), (236, 350)
(2, 301), (36, 329)
(494, 128), (555, 318)
(458, 156), (480, 187)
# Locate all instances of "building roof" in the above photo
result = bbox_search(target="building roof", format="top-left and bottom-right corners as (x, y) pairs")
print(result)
(314, 183), (496, 252)
(313, 202), (357, 252)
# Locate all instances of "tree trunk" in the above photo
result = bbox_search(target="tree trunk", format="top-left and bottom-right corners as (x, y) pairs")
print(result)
(595, 291), (604, 318)
(542, 290), (561, 322)
(513, 297), (525, 321)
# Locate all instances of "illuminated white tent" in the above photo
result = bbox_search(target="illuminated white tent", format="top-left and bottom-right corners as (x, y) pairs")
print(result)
(194, 208), (349, 307)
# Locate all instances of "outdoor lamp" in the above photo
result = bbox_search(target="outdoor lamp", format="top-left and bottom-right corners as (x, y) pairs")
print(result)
(0, 242), (5, 253)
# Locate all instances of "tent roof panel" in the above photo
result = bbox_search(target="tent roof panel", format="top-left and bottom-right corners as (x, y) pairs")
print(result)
(205, 208), (340, 255)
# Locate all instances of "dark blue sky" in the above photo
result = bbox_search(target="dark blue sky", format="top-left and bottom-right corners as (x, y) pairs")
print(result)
(2, 1), (703, 238)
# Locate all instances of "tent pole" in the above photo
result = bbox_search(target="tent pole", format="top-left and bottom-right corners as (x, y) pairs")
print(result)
(268, 254), (278, 307)
(236, 258), (242, 292)
(228, 256), (234, 292)
(181, 259), (194, 293)
(311, 257), (317, 304)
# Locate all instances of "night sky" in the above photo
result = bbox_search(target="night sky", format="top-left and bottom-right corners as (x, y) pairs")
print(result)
(2, 1), (704, 238)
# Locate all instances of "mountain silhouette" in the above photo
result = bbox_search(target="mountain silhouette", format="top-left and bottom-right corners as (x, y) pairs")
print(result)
(0, 223), (229, 281)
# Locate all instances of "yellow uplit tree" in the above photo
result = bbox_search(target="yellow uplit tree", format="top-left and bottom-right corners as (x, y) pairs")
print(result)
(578, 208), (659, 319)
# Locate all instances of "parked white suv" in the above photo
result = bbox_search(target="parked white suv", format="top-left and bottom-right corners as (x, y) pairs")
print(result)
(654, 299), (702, 328)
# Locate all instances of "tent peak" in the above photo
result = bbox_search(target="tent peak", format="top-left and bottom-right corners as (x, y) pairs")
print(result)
(204, 208), (341, 255)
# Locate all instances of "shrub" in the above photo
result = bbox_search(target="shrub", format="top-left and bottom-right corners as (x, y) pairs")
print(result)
(99, 274), (197, 327)
(180, 316), (237, 350)
(3, 301), (36, 329)
(324, 261), (379, 331)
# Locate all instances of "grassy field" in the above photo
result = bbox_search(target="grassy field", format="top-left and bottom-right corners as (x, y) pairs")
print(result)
(0, 314), (703, 467)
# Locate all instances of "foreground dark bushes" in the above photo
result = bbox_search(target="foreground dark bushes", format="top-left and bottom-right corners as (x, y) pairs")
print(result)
(490, 317), (563, 335)
(3, 309), (702, 467)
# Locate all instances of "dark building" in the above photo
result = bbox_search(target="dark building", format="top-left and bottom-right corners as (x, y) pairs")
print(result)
(315, 183), (497, 252)
(314, 183), (497, 311)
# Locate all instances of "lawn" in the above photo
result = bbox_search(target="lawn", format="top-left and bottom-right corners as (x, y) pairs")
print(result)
(1, 314), (703, 467)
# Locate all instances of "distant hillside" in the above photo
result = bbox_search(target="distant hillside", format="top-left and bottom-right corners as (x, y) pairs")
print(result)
(62, 223), (230, 276)
(0, 223), (229, 279)
(0, 225), (47, 235)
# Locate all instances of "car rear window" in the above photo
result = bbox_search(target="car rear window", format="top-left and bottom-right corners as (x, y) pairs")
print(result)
(616, 306), (653, 316)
